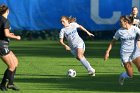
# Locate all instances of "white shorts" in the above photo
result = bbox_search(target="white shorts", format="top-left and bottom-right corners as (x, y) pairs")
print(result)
(70, 43), (85, 56)
(120, 43), (140, 63)
(120, 52), (133, 63)
(132, 45), (140, 60)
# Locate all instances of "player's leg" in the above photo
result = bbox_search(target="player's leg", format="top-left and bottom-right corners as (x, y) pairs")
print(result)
(6, 51), (19, 91)
(0, 51), (19, 91)
(133, 57), (140, 73)
(119, 62), (133, 85)
(0, 51), (15, 91)
(76, 48), (95, 76)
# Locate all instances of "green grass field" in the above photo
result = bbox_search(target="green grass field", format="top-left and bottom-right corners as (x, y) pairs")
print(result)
(0, 40), (140, 93)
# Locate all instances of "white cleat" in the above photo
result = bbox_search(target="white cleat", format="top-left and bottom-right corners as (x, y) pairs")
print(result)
(88, 69), (95, 76)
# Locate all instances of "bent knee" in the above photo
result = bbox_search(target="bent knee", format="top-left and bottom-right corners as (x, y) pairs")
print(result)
(8, 64), (17, 71)
(77, 55), (84, 60)
(8, 66), (16, 71)
(15, 61), (19, 67)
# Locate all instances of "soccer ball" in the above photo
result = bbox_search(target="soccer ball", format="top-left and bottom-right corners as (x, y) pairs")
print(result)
(67, 69), (76, 77)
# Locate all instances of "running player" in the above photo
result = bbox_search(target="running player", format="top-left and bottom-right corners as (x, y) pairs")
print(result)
(0, 4), (20, 91)
(104, 15), (140, 85)
(59, 16), (95, 76)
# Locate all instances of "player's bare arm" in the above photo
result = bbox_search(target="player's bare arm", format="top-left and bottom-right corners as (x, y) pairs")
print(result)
(4, 29), (21, 40)
(104, 39), (116, 61)
(78, 25), (94, 37)
(59, 38), (71, 51)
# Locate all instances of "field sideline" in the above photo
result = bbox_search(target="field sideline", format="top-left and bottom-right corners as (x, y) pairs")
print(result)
(0, 40), (140, 93)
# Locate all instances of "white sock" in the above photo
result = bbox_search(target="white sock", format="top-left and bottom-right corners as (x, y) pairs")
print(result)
(80, 57), (93, 72)
(121, 72), (130, 78)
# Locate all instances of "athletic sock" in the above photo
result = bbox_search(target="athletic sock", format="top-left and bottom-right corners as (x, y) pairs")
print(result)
(121, 72), (130, 79)
(80, 57), (93, 71)
(1, 69), (8, 85)
(9, 68), (16, 85)
(1, 69), (12, 86)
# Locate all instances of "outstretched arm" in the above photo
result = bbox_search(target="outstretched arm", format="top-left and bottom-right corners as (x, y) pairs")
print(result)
(104, 39), (116, 61)
(78, 25), (94, 37)
(59, 38), (71, 51)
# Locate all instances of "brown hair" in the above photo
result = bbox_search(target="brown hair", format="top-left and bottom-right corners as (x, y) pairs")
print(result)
(132, 6), (138, 11)
(61, 16), (76, 23)
(0, 4), (8, 15)
(120, 15), (134, 24)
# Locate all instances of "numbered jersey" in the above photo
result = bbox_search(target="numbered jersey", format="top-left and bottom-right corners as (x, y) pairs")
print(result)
(59, 22), (84, 48)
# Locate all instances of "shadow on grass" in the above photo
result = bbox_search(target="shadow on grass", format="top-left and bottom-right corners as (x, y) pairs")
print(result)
(6, 74), (140, 92)
(10, 41), (120, 58)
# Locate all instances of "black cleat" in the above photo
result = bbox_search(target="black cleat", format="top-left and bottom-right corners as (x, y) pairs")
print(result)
(7, 84), (19, 91)
(0, 79), (9, 91)
(0, 85), (8, 91)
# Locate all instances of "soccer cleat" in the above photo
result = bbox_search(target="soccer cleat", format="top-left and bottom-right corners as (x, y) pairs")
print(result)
(119, 75), (125, 86)
(88, 71), (95, 76)
(7, 84), (20, 91)
(0, 84), (8, 91)
(0, 79), (9, 91)
(88, 69), (95, 76)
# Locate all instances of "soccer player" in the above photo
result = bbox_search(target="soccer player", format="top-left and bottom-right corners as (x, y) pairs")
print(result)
(130, 7), (140, 48)
(0, 4), (21, 91)
(130, 7), (140, 28)
(59, 16), (95, 76)
(104, 15), (140, 85)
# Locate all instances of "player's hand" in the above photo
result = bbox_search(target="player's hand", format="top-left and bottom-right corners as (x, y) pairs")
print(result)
(16, 36), (21, 40)
(87, 32), (94, 37)
(104, 52), (109, 61)
(64, 45), (71, 51)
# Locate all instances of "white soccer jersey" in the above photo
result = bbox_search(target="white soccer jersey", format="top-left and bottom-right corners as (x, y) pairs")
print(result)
(59, 22), (84, 48)
(113, 26), (140, 53)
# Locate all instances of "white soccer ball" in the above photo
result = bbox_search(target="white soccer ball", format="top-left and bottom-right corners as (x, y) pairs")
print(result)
(67, 69), (76, 77)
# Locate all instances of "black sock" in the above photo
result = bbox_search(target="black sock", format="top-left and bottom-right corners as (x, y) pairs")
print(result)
(1, 69), (12, 86)
(1, 69), (8, 85)
(9, 68), (16, 85)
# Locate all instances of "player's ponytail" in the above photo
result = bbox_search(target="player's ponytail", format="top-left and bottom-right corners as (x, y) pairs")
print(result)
(68, 16), (76, 23)
(0, 4), (8, 15)
(61, 16), (76, 23)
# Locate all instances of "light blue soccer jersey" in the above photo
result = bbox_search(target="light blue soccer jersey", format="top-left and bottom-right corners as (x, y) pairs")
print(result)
(59, 22), (84, 48)
(113, 26), (140, 53)
(113, 26), (140, 62)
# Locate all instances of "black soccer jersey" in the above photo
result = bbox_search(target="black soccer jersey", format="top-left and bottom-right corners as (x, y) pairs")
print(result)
(133, 16), (140, 28)
(0, 16), (10, 41)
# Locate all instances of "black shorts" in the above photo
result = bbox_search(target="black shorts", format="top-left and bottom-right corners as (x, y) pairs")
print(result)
(0, 40), (10, 56)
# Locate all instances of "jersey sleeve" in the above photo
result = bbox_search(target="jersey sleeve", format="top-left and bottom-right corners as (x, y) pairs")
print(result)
(113, 30), (120, 40)
(70, 22), (80, 28)
(59, 29), (64, 39)
(4, 20), (10, 29)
